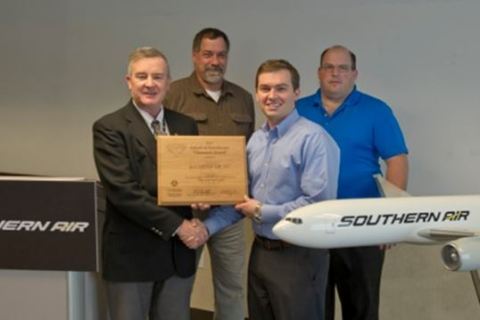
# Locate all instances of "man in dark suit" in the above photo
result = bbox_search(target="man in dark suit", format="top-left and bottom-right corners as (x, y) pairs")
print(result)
(93, 47), (207, 320)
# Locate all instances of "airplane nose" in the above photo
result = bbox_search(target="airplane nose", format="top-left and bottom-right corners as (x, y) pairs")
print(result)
(274, 212), (341, 248)
(272, 220), (290, 238)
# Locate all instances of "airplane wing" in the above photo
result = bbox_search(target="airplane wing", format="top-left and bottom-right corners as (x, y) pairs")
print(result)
(417, 228), (477, 241)
(374, 174), (410, 198)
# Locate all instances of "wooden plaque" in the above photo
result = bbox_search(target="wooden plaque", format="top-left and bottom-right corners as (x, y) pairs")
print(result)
(157, 136), (248, 205)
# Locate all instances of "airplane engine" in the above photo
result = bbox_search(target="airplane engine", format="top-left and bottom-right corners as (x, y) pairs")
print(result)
(441, 237), (480, 271)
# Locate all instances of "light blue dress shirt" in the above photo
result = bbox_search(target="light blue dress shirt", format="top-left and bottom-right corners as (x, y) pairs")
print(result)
(204, 109), (340, 239)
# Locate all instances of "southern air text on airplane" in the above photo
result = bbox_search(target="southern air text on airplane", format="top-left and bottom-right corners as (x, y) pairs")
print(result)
(338, 210), (469, 227)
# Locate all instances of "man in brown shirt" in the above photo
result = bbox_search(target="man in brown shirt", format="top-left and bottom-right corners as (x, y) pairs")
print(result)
(164, 28), (255, 320)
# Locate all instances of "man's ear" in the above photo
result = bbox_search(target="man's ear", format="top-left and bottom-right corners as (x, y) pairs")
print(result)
(125, 75), (132, 90)
(294, 88), (301, 98)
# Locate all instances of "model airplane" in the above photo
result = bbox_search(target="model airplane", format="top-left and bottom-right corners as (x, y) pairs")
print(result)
(273, 175), (480, 272)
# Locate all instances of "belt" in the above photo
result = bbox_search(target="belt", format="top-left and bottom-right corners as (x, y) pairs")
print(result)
(255, 235), (291, 250)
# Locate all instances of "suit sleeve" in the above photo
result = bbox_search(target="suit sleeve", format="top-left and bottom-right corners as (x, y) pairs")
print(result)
(93, 119), (185, 241)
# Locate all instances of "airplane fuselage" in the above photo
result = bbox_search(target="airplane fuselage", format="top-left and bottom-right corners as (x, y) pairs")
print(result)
(273, 195), (480, 249)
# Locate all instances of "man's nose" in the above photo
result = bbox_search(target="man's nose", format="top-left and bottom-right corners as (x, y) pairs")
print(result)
(145, 76), (154, 86)
(331, 67), (340, 76)
(267, 89), (277, 99)
(210, 55), (220, 66)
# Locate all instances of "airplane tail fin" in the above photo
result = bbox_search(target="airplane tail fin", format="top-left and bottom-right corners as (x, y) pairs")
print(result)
(374, 174), (410, 198)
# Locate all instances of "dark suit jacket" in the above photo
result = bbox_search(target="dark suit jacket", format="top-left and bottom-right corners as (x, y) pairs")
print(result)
(93, 101), (198, 281)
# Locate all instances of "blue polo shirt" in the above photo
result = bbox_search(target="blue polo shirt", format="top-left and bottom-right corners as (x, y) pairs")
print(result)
(296, 88), (408, 199)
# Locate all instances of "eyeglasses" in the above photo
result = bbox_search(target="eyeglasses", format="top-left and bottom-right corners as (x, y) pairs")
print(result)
(320, 64), (353, 74)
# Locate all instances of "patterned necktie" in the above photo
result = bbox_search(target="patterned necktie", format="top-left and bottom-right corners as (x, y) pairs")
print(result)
(151, 120), (166, 136)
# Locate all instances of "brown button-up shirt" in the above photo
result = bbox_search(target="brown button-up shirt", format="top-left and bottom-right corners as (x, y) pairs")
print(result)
(165, 73), (255, 140)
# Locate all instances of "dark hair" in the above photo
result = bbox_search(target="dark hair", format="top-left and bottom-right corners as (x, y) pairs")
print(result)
(255, 59), (300, 91)
(320, 45), (357, 70)
(192, 28), (230, 52)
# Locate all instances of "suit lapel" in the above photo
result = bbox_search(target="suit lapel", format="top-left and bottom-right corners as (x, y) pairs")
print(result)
(164, 109), (179, 135)
(123, 102), (158, 164)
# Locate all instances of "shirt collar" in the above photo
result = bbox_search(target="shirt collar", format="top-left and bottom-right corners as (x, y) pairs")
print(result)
(132, 99), (165, 125)
(315, 85), (361, 113)
(189, 72), (235, 98)
(261, 108), (300, 138)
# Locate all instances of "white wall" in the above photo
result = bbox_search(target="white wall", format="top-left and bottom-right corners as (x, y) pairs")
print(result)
(1, 0), (480, 318)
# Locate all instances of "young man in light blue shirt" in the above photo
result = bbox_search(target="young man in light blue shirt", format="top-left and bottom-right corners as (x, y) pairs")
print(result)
(205, 59), (340, 320)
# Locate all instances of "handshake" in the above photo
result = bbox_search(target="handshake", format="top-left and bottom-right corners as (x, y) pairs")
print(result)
(177, 218), (209, 249)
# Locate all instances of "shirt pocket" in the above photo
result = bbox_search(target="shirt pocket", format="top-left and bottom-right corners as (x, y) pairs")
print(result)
(229, 113), (253, 125)
(229, 113), (253, 137)
(188, 112), (208, 123)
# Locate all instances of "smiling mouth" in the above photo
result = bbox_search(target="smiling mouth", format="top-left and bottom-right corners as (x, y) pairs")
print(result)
(143, 92), (158, 97)
(265, 103), (281, 111)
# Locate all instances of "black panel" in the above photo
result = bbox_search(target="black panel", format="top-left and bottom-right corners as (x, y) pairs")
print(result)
(0, 179), (102, 271)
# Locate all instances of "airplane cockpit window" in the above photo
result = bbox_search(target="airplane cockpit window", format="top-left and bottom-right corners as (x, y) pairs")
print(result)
(285, 217), (303, 224)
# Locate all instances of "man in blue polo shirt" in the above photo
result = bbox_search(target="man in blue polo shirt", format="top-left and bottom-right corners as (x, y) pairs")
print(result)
(296, 45), (409, 320)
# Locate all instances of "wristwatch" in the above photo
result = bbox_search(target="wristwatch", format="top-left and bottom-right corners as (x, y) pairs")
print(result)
(252, 202), (262, 224)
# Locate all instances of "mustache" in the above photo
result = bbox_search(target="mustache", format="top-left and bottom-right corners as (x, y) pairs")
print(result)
(205, 66), (224, 73)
